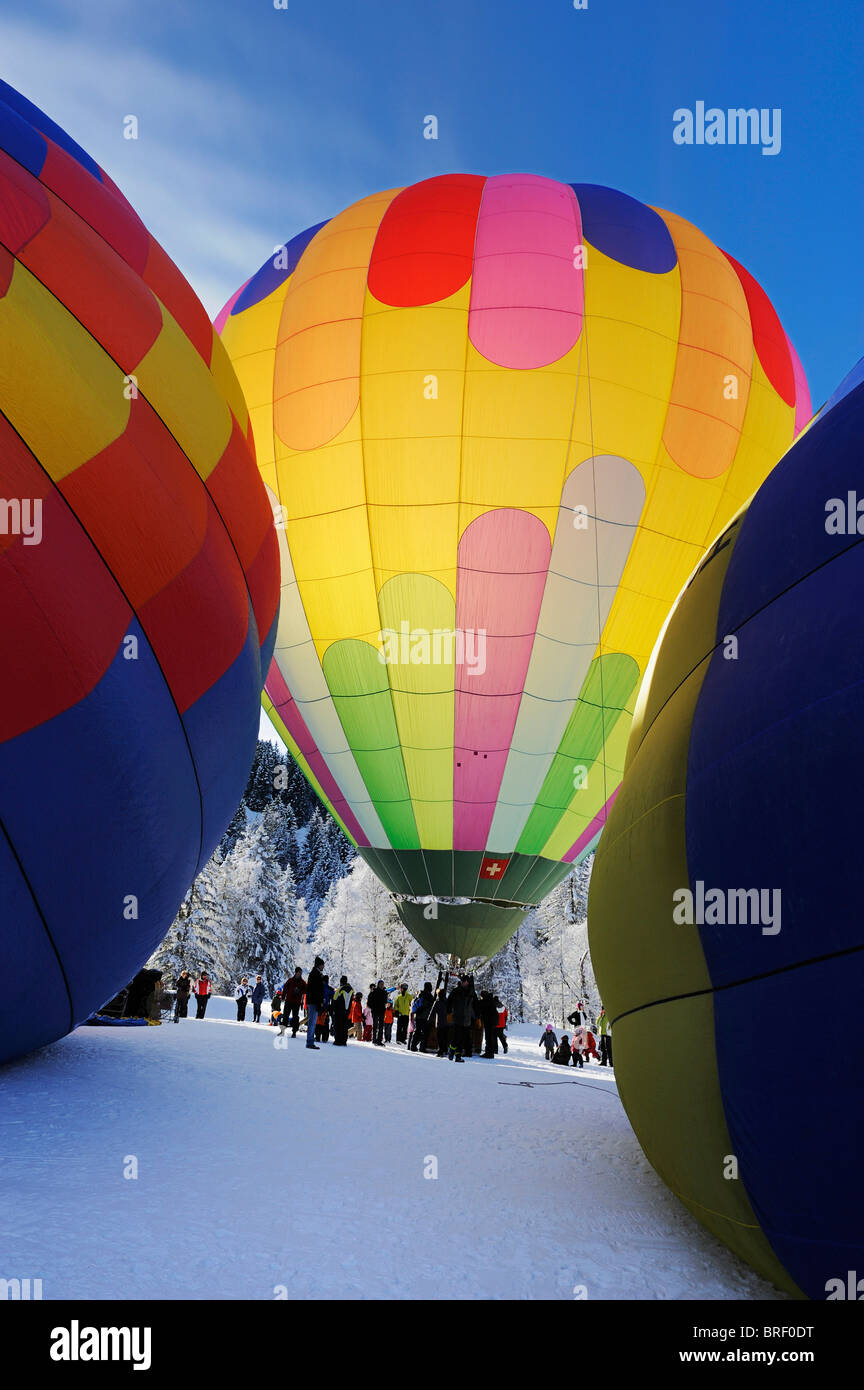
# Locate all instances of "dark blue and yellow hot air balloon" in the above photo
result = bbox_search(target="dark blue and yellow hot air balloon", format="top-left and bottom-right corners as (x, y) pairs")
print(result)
(588, 359), (864, 1298)
(0, 82), (279, 1063)
(218, 173), (809, 962)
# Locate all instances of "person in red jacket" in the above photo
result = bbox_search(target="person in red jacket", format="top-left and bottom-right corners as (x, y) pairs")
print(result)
(495, 997), (509, 1054)
(348, 992), (364, 1040)
(279, 967), (306, 1037)
(194, 972), (213, 1018)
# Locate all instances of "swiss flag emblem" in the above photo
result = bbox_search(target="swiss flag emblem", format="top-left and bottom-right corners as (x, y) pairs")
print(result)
(480, 856), (509, 881)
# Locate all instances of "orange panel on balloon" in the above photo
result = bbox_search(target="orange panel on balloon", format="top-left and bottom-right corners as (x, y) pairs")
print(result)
(658, 209), (751, 479)
(274, 192), (395, 451)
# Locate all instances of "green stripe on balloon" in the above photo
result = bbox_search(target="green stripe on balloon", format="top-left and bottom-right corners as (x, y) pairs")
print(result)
(321, 638), (420, 850)
(515, 653), (639, 854)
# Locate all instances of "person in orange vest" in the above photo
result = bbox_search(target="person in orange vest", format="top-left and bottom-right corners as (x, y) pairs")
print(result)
(193, 972), (213, 1019)
(348, 991), (364, 1041)
(495, 997), (509, 1054)
(383, 998), (394, 1043)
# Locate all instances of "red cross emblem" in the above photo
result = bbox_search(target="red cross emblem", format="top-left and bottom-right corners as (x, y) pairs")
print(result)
(480, 856), (509, 880)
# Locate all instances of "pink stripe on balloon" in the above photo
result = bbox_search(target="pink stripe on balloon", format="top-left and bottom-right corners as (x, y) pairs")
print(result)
(562, 786), (621, 862)
(214, 280), (250, 336)
(468, 174), (583, 369)
(265, 663), (369, 847)
(785, 334), (812, 436)
(453, 510), (550, 850)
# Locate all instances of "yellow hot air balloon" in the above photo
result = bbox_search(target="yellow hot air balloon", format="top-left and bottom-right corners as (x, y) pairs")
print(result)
(217, 174), (809, 963)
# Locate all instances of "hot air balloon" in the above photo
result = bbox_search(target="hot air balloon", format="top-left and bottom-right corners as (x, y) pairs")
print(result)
(218, 173), (809, 964)
(587, 360), (864, 1298)
(0, 82), (279, 1064)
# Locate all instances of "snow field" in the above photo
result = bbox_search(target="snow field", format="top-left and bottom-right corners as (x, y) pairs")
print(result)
(0, 1003), (787, 1301)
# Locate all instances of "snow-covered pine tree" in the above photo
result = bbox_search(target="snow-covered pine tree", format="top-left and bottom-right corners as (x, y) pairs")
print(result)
(148, 849), (236, 989)
(312, 860), (437, 988)
(245, 740), (279, 812)
(222, 801), (249, 855)
(226, 816), (300, 991)
(262, 798), (297, 874)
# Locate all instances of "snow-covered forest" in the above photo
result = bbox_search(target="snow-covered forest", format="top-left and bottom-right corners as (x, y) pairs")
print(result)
(150, 740), (600, 1025)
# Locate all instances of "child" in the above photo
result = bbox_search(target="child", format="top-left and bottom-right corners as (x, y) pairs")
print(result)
(270, 990), (283, 1026)
(363, 1000), (373, 1042)
(315, 1007), (330, 1044)
(539, 1024), (558, 1060)
(384, 999), (394, 1043)
(553, 1034), (571, 1065)
(349, 992), (364, 1040)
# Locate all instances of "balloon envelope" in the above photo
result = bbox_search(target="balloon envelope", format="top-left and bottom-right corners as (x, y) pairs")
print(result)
(219, 174), (808, 961)
(0, 82), (279, 1063)
(588, 359), (864, 1297)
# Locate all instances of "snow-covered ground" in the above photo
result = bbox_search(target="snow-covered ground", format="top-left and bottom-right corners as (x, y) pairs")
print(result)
(0, 998), (786, 1301)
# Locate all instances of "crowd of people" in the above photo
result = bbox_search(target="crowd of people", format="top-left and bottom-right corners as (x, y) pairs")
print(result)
(226, 968), (613, 1067)
(129, 965), (613, 1068)
(254, 969), (510, 1059)
(538, 1001), (613, 1067)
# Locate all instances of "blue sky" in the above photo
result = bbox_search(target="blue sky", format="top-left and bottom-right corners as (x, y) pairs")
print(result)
(1, 0), (860, 404)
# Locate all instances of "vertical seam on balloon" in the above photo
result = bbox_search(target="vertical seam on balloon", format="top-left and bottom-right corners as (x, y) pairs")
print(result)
(519, 197), (592, 882)
(490, 184), (587, 891)
(0, 810), (77, 1038)
(455, 177), (487, 906)
(510, 200), (595, 893)
(266, 222), (391, 852)
(357, 211), (425, 880)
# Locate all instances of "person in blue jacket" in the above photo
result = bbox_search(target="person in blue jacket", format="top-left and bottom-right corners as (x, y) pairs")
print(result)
(539, 1024), (558, 1060)
(250, 975), (266, 1024)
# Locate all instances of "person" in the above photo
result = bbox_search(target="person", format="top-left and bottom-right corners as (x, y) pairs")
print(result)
(251, 975), (265, 1023)
(383, 998), (394, 1043)
(193, 972), (213, 1019)
(567, 1000), (586, 1029)
(479, 991), (500, 1058)
(369, 980), (388, 1046)
(409, 982), (434, 1052)
(465, 979), (481, 1058)
(570, 1035), (584, 1068)
(315, 975), (334, 1043)
(305, 956), (326, 1050)
(174, 970), (192, 1020)
(597, 1007), (613, 1067)
(495, 997), (509, 1054)
(393, 984), (413, 1044)
(315, 1004), (330, 1044)
(349, 991), (364, 1040)
(572, 1023), (597, 1063)
(362, 998), (374, 1042)
(553, 1034), (572, 1065)
(430, 987), (449, 1056)
(281, 967), (306, 1037)
(145, 972), (164, 1025)
(270, 990), (283, 1026)
(539, 1024), (558, 1060)
(332, 977), (352, 1046)
(235, 977), (251, 1022)
(447, 977), (475, 1062)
